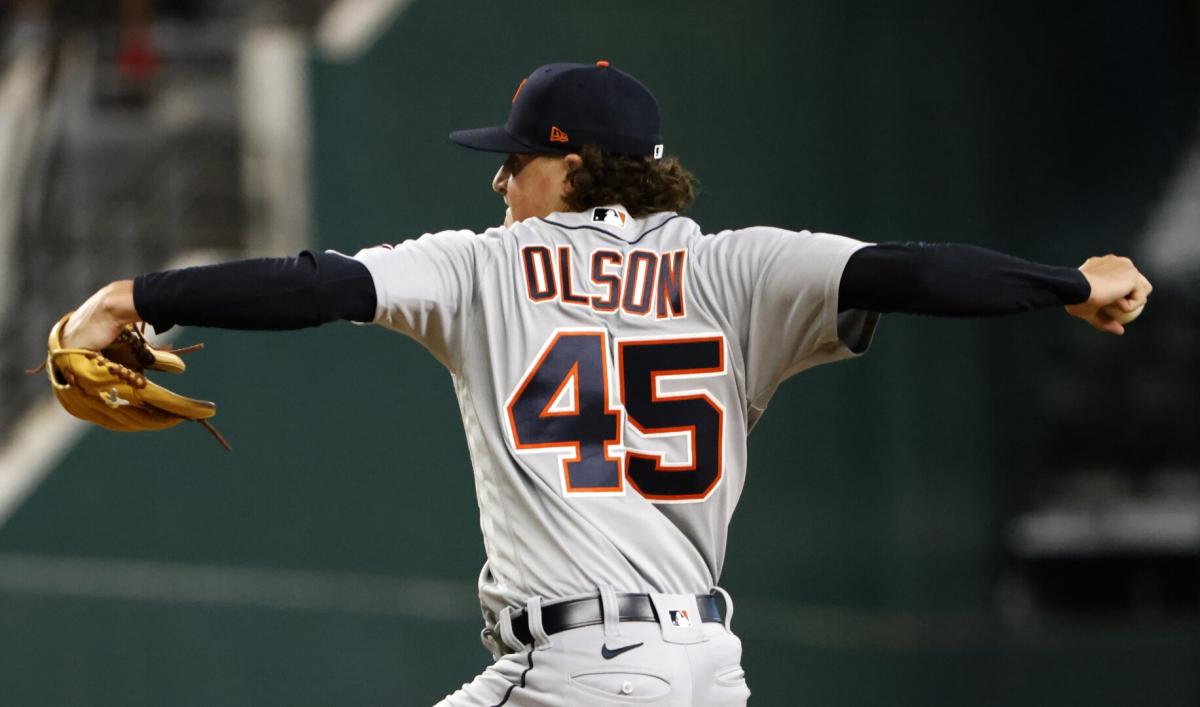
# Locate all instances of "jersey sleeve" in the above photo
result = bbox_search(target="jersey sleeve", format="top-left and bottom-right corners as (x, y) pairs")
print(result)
(352, 229), (479, 370)
(696, 227), (879, 409)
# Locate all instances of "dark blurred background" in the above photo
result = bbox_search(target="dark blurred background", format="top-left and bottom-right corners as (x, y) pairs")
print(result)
(0, 1), (1197, 705)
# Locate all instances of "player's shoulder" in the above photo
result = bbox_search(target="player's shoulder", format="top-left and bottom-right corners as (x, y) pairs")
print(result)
(688, 223), (797, 260)
(357, 227), (481, 251)
(381, 221), (575, 260)
(694, 224), (864, 252)
(349, 228), (496, 275)
(688, 226), (872, 284)
(698, 224), (807, 242)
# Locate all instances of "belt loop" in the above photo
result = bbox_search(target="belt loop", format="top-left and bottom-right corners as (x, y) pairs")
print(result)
(480, 625), (503, 660)
(525, 595), (553, 650)
(498, 606), (523, 652)
(712, 586), (734, 631)
(598, 584), (621, 638)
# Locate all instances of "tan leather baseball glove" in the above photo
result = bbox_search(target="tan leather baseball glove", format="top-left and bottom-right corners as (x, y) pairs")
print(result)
(34, 313), (230, 450)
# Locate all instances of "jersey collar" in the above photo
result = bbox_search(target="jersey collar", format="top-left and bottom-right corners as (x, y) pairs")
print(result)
(538, 205), (678, 245)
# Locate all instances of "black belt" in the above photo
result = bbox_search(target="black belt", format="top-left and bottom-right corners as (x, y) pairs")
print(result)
(509, 593), (722, 647)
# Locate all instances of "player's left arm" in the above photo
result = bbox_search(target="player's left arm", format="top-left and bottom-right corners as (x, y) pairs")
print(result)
(60, 251), (376, 350)
(838, 243), (1152, 335)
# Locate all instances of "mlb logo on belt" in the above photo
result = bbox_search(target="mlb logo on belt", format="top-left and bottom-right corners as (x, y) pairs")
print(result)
(592, 207), (628, 228)
(668, 609), (691, 627)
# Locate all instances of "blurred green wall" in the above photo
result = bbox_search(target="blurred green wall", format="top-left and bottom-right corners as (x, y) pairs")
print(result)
(1, 1), (1196, 705)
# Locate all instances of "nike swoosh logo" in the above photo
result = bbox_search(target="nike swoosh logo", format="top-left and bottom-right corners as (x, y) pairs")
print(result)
(601, 642), (644, 660)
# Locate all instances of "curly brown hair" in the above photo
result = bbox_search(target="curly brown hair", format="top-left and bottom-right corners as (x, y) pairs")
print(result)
(563, 145), (697, 217)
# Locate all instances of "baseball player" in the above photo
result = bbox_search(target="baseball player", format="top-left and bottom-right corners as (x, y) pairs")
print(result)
(59, 61), (1151, 705)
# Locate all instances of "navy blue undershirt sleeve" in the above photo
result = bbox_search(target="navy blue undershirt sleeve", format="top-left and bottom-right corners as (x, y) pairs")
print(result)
(838, 242), (1091, 315)
(133, 251), (377, 333)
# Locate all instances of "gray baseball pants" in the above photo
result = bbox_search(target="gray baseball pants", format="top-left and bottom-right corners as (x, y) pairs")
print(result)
(435, 588), (751, 706)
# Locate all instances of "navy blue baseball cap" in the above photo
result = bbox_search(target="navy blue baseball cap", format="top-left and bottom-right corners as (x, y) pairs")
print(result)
(449, 61), (664, 158)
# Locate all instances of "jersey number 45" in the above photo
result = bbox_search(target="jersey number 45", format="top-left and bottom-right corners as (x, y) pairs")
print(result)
(505, 328), (726, 503)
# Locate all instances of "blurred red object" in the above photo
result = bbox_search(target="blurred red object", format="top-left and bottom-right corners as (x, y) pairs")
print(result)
(117, 30), (160, 83)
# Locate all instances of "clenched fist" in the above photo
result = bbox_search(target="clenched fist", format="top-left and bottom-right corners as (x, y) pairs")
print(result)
(1066, 255), (1153, 335)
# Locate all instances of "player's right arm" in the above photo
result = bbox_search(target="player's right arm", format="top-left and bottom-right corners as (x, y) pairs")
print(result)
(699, 229), (1152, 415)
(837, 243), (1153, 335)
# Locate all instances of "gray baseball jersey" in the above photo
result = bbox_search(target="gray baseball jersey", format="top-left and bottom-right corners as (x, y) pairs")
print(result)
(352, 206), (877, 622)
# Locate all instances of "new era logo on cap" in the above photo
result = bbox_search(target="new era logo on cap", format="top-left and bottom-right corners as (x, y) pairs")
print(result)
(550, 126), (569, 143)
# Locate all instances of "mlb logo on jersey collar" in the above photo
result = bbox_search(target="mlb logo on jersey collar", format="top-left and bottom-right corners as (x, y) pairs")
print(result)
(592, 206), (629, 228)
(541, 206), (679, 245)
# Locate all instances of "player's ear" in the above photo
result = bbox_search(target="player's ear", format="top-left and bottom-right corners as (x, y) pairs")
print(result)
(560, 153), (583, 196)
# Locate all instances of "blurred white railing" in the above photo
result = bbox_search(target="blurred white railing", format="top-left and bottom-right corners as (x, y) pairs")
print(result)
(0, 48), (48, 320)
